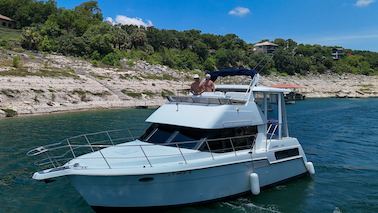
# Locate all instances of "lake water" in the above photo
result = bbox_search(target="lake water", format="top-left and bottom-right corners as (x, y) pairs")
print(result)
(0, 98), (377, 213)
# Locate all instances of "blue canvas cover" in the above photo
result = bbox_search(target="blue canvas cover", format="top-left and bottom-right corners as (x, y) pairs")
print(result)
(206, 68), (257, 81)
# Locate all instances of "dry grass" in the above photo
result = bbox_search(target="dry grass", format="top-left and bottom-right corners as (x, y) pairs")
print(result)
(0, 67), (79, 79)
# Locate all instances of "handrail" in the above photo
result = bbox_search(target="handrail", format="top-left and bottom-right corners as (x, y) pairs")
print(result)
(167, 96), (247, 105)
(265, 122), (279, 151)
(176, 143), (187, 164)
(27, 128), (256, 170)
(139, 145), (152, 167)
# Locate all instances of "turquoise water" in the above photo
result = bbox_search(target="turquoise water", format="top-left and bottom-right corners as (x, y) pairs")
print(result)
(0, 98), (377, 213)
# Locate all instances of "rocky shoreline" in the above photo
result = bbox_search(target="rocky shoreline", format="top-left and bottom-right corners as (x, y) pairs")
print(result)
(0, 51), (377, 118)
(261, 73), (377, 98)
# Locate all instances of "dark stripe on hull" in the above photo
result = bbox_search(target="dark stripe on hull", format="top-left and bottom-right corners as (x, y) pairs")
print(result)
(91, 172), (310, 212)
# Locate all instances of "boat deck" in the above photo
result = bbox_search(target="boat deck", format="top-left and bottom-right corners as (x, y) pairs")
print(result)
(27, 128), (257, 174)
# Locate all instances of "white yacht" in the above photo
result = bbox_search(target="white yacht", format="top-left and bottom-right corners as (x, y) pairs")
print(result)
(27, 69), (315, 210)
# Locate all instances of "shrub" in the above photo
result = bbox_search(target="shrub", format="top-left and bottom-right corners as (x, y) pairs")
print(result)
(91, 60), (99, 67)
(91, 51), (101, 60)
(1, 108), (18, 117)
(143, 90), (156, 97)
(12, 56), (21, 68)
(102, 52), (122, 66)
(161, 89), (174, 97)
(121, 89), (142, 98)
(0, 89), (20, 98)
(72, 89), (91, 102)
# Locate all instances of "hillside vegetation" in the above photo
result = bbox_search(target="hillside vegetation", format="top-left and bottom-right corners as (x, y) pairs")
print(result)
(0, 27), (21, 49)
(1, 0), (378, 76)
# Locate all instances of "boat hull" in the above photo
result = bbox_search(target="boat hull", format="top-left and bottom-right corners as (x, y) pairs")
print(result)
(69, 157), (308, 208)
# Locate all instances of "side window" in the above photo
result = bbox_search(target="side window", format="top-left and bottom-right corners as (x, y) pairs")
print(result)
(201, 126), (257, 153)
(275, 148), (299, 160)
(232, 126), (257, 151)
(139, 124), (158, 141)
(206, 129), (234, 153)
(267, 94), (279, 122)
(170, 128), (206, 149)
(139, 124), (174, 144)
(254, 92), (265, 115)
(140, 124), (207, 149)
(147, 126), (174, 144)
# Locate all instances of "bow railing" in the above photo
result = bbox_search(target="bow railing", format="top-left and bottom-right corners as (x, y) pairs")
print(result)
(27, 128), (256, 170)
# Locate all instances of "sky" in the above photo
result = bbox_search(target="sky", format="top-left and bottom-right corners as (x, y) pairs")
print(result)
(57, 0), (378, 52)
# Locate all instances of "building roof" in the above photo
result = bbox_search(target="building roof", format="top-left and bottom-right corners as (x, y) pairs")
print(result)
(0, 14), (14, 22)
(254, 41), (278, 47)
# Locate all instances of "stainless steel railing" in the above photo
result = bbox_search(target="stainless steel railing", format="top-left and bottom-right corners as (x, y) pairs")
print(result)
(265, 122), (279, 151)
(27, 129), (256, 170)
(167, 96), (247, 105)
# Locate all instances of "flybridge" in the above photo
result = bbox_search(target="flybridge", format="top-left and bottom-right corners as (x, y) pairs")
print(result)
(167, 85), (291, 106)
(165, 68), (260, 106)
(167, 96), (247, 105)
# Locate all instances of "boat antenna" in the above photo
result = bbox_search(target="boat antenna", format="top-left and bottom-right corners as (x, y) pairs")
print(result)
(244, 52), (276, 102)
(253, 53), (275, 74)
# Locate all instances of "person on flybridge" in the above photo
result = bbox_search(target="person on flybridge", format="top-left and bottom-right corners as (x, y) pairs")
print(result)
(200, 74), (215, 92)
(190, 74), (202, 95)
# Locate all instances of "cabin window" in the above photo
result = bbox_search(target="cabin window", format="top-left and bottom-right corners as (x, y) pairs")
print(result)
(254, 92), (265, 115)
(140, 124), (207, 149)
(140, 124), (257, 151)
(274, 148), (299, 160)
(146, 127), (173, 144)
(267, 94), (279, 121)
(200, 126), (257, 153)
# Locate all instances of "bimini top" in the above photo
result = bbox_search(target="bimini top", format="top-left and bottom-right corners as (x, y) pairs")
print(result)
(206, 68), (257, 81)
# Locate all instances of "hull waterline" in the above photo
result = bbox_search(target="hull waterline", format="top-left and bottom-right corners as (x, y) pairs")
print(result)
(69, 157), (308, 208)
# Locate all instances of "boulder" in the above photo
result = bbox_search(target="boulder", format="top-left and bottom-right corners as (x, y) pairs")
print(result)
(0, 110), (5, 118)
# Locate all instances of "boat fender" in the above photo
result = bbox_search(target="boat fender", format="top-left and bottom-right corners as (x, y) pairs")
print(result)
(305, 162), (315, 175)
(249, 173), (260, 195)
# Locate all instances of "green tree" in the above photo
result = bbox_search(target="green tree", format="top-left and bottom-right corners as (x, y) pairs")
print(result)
(130, 29), (147, 49)
(21, 26), (42, 50)
(273, 48), (297, 75)
(110, 26), (130, 50)
(0, 0), (57, 28)
(193, 41), (209, 60)
(56, 33), (89, 56)
(72, 1), (103, 35)
(203, 56), (216, 71)
(201, 33), (220, 50)
(83, 23), (113, 56)
(177, 49), (201, 70)
(102, 51), (122, 66)
(215, 48), (245, 68)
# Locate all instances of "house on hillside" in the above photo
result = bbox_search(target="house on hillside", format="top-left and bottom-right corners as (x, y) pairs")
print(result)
(253, 41), (278, 54)
(0, 14), (16, 29)
(332, 48), (344, 60)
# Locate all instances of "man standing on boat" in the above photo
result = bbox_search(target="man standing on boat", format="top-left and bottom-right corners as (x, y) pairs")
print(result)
(200, 74), (215, 92)
(190, 74), (202, 95)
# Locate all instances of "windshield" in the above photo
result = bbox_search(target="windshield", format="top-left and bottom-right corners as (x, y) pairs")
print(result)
(140, 124), (206, 149)
(140, 124), (257, 151)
